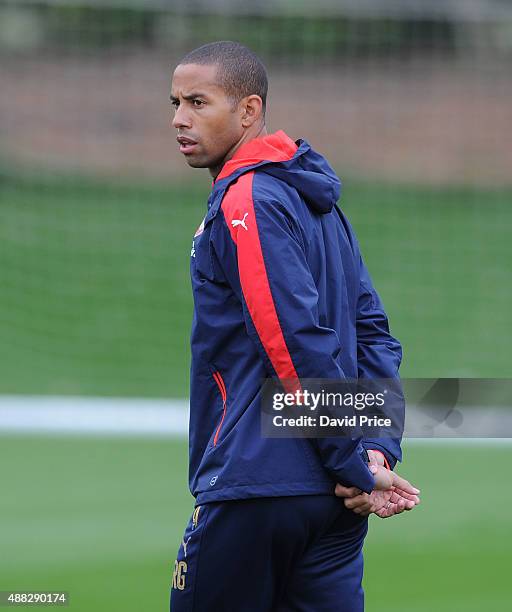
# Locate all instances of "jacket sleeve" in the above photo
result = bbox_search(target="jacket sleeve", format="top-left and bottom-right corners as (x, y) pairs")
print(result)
(357, 255), (404, 469)
(216, 191), (375, 493)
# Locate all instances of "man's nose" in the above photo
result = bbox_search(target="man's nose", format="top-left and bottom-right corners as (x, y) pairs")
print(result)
(172, 104), (192, 130)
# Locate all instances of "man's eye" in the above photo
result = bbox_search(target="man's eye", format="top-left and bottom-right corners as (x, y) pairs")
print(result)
(171, 100), (179, 109)
(192, 99), (204, 107)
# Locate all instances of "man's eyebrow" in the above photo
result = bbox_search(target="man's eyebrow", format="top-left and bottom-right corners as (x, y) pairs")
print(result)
(169, 92), (208, 101)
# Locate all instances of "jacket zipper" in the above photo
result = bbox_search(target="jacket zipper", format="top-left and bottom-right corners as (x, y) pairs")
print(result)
(212, 370), (227, 446)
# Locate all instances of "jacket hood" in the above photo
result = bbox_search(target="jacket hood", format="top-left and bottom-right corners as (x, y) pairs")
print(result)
(214, 130), (341, 214)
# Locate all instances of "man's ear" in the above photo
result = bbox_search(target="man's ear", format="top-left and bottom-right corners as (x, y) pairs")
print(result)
(240, 95), (264, 128)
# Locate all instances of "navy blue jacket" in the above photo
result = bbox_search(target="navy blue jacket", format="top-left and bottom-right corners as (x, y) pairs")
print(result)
(189, 131), (403, 504)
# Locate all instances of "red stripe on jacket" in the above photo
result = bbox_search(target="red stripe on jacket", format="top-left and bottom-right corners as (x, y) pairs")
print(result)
(221, 171), (300, 391)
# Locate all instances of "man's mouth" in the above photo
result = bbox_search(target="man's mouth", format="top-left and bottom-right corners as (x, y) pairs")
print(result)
(177, 135), (198, 155)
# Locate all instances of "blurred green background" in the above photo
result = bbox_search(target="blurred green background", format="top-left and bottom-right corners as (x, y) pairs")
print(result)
(2, 438), (511, 611)
(0, 1), (511, 610)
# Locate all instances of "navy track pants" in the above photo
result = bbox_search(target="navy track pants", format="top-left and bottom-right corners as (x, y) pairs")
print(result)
(170, 495), (368, 612)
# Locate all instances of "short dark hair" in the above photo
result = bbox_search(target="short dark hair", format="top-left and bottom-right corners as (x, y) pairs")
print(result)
(179, 41), (268, 116)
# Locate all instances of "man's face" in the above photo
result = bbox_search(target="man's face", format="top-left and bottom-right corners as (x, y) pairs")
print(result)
(170, 63), (244, 172)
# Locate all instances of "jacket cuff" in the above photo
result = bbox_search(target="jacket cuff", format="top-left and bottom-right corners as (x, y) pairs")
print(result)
(331, 451), (375, 494)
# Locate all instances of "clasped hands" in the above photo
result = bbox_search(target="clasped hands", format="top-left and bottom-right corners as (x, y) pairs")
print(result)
(335, 450), (421, 519)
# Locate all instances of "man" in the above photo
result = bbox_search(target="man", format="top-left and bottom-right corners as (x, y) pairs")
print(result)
(170, 41), (420, 611)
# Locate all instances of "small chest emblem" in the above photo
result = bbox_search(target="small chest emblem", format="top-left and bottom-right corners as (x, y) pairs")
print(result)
(194, 217), (206, 237)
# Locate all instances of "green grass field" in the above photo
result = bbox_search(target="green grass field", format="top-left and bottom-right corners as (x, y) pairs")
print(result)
(0, 174), (511, 397)
(1, 436), (510, 611)
(0, 173), (511, 609)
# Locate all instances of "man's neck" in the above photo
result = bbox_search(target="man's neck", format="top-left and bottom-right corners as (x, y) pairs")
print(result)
(210, 124), (268, 180)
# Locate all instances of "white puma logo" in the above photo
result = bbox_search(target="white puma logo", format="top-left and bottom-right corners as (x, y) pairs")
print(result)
(182, 536), (191, 558)
(231, 212), (248, 230)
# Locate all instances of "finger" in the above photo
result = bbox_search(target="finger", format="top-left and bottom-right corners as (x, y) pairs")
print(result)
(390, 490), (420, 508)
(393, 487), (421, 503)
(389, 490), (401, 503)
(386, 500), (405, 516)
(376, 498), (403, 518)
(398, 498), (419, 512)
(351, 502), (372, 515)
(344, 494), (367, 509)
(335, 484), (362, 498)
(344, 494), (370, 510)
(390, 473), (420, 495)
(376, 497), (419, 518)
(375, 507), (392, 518)
(376, 505), (400, 519)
